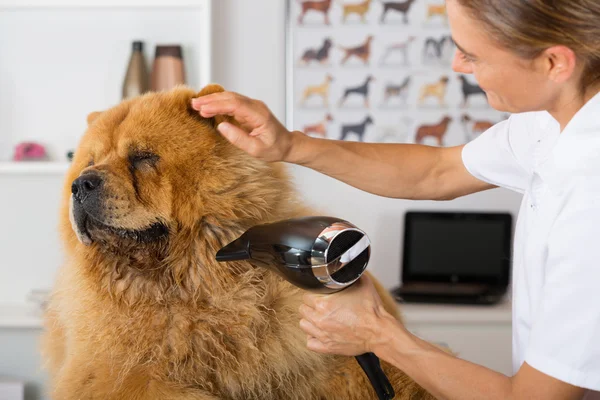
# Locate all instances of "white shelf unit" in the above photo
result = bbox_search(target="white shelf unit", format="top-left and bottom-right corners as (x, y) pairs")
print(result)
(402, 299), (513, 376)
(0, 304), (43, 329)
(0, 0), (213, 166)
(0, 162), (71, 174)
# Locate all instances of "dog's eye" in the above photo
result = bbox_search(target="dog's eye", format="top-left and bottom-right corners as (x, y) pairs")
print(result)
(129, 153), (159, 170)
(88, 159), (94, 167)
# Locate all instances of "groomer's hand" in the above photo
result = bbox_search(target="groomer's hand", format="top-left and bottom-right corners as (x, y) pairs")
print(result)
(191, 92), (295, 162)
(299, 274), (397, 357)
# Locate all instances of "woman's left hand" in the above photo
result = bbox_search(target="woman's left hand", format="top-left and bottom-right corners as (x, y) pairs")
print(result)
(299, 274), (392, 356)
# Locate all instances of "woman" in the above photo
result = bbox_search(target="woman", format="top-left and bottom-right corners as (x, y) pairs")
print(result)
(191, 0), (600, 398)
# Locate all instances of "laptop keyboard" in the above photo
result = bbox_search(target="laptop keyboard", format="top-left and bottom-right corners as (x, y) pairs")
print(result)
(397, 282), (488, 295)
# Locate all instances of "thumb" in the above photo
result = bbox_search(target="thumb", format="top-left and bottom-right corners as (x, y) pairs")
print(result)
(217, 122), (254, 152)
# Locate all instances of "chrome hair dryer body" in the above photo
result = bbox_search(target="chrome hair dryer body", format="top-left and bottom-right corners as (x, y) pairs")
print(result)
(216, 216), (394, 400)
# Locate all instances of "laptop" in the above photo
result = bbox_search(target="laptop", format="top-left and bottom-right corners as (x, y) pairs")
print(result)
(391, 211), (513, 305)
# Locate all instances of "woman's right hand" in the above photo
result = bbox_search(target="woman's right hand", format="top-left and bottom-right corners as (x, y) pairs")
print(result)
(191, 91), (296, 163)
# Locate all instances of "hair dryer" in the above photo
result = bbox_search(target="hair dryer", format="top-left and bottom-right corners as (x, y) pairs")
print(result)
(216, 216), (394, 400)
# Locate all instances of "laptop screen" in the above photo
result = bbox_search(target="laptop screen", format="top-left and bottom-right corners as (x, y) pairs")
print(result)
(402, 212), (512, 285)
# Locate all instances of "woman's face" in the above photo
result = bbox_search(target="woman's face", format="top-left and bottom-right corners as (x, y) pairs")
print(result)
(447, 0), (559, 113)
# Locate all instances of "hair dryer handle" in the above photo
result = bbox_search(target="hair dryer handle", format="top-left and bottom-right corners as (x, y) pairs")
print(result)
(355, 352), (395, 400)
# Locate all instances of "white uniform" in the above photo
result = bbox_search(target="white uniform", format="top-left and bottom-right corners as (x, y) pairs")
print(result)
(462, 92), (600, 399)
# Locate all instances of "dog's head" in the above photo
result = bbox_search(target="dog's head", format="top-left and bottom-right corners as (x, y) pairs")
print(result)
(62, 85), (294, 263)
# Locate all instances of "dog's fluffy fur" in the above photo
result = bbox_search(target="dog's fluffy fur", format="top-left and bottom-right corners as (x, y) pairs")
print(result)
(41, 85), (435, 399)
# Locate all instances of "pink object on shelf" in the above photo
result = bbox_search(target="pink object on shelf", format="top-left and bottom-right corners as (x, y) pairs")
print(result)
(12, 142), (49, 161)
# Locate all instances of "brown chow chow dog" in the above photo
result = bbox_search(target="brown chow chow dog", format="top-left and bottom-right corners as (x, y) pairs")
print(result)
(41, 85), (435, 400)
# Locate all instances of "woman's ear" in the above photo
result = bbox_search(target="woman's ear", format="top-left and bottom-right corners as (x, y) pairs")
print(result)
(194, 84), (234, 127)
(542, 45), (577, 84)
(86, 111), (103, 125)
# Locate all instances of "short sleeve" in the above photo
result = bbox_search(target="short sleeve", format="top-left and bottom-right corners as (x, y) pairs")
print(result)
(525, 185), (600, 390)
(461, 115), (533, 194)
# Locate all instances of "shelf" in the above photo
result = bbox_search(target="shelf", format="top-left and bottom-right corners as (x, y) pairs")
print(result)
(401, 298), (512, 324)
(0, 304), (43, 329)
(0, 0), (207, 8)
(0, 162), (70, 175)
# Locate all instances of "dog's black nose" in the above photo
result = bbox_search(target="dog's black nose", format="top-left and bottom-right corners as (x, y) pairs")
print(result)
(72, 173), (103, 203)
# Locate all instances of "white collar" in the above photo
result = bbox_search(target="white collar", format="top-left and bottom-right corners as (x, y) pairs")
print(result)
(536, 90), (600, 187)
(559, 90), (600, 137)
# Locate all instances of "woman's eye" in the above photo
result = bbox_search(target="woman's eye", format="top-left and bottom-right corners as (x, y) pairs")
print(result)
(130, 153), (159, 170)
(460, 52), (475, 63)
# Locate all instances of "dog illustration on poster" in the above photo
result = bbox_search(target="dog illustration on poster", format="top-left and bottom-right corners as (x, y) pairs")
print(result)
(300, 74), (334, 107)
(415, 116), (452, 146)
(299, 38), (333, 66)
(418, 76), (450, 107)
(297, 0), (333, 25)
(339, 75), (375, 108)
(339, 35), (374, 65)
(425, 3), (447, 23)
(422, 35), (453, 64)
(458, 75), (488, 107)
(340, 0), (373, 23)
(376, 117), (413, 142)
(340, 115), (374, 141)
(380, 0), (418, 24)
(304, 113), (334, 137)
(380, 36), (416, 66)
(382, 76), (411, 106)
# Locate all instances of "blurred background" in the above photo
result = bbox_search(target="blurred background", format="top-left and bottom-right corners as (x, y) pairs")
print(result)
(0, 1), (521, 399)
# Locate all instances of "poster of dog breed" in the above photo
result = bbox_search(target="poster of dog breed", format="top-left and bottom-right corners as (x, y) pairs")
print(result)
(380, 36), (415, 66)
(288, 0), (510, 145)
(338, 75), (375, 108)
(339, 35), (374, 65)
(299, 37), (333, 66)
(340, 0), (374, 23)
(303, 113), (334, 137)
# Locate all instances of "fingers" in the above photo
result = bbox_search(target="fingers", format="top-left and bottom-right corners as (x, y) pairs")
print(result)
(299, 304), (318, 323)
(191, 92), (257, 121)
(196, 100), (239, 118)
(217, 122), (257, 153)
(299, 317), (321, 338)
(190, 91), (237, 110)
(306, 337), (330, 354)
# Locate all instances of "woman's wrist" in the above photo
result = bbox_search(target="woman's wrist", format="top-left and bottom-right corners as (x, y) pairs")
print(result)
(370, 308), (417, 364)
(283, 130), (316, 165)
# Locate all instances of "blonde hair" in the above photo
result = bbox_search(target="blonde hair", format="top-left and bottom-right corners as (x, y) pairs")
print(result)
(457, 0), (600, 90)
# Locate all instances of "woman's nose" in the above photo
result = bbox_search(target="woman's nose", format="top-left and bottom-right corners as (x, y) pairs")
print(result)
(452, 50), (473, 74)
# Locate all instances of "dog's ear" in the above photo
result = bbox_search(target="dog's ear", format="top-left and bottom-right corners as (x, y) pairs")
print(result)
(86, 111), (103, 125)
(196, 83), (225, 97)
(194, 84), (236, 128)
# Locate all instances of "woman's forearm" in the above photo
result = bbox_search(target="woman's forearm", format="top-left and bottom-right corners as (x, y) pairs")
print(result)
(284, 131), (446, 200)
(373, 312), (514, 400)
